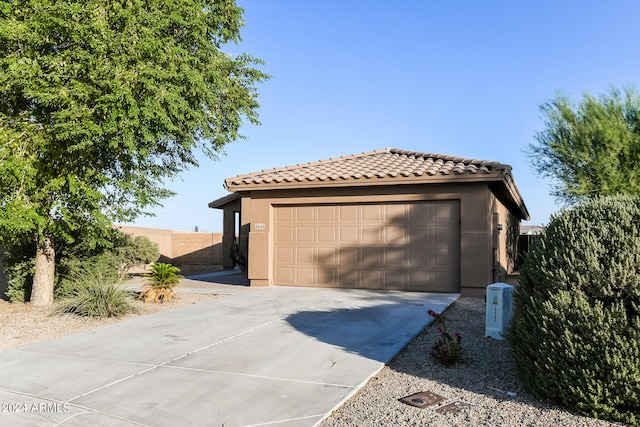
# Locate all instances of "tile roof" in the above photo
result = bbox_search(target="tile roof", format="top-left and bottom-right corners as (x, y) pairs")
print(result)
(225, 148), (512, 189)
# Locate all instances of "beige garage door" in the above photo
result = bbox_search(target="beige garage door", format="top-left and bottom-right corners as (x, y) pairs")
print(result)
(273, 201), (460, 292)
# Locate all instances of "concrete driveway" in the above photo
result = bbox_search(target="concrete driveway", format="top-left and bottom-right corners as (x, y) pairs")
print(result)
(0, 273), (457, 427)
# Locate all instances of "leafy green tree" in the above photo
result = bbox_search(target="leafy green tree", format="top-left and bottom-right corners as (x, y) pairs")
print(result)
(115, 234), (160, 279)
(0, 0), (267, 305)
(527, 86), (640, 205)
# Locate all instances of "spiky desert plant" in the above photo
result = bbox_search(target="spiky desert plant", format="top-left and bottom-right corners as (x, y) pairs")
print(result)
(54, 265), (138, 318)
(139, 263), (183, 303)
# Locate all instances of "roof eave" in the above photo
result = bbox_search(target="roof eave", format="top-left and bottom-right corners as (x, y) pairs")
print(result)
(208, 192), (242, 209)
(224, 172), (509, 192)
(224, 172), (530, 220)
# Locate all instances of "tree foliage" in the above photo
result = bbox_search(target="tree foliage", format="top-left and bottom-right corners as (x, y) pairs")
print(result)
(0, 0), (268, 305)
(527, 86), (640, 205)
(507, 196), (640, 425)
(3, 228), (159, 302)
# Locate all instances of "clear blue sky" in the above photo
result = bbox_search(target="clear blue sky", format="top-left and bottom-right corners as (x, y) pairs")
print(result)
(124, 1), (640, 232)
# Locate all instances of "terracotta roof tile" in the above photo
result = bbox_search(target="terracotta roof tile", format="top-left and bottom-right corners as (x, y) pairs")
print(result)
(225, 148), (511, 189)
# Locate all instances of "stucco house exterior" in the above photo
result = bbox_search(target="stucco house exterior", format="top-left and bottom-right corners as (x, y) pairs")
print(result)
(209, 148), (529, 297)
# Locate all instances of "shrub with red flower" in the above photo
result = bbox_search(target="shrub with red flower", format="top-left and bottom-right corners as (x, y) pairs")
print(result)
(428, 309), (463, 366)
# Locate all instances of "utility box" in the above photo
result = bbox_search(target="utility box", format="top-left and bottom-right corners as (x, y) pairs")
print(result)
(485, 283), (514, 340)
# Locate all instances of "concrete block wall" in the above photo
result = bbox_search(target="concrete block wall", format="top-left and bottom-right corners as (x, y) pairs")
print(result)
(117, 225), (223, 266)
(171, 232), (222, 265)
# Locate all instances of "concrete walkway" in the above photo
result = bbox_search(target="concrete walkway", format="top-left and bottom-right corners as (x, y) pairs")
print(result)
(0, 274), (457, 427)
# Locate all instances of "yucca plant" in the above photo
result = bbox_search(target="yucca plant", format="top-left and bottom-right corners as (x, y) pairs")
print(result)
(139, 263), (183, 303)
(54, 265), (139, 318)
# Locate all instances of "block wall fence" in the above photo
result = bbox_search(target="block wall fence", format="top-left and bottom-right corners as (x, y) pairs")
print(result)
(117, 225), (224, 266)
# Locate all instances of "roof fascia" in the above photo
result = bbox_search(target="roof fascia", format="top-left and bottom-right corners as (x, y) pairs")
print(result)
(224, 172), (509, 192)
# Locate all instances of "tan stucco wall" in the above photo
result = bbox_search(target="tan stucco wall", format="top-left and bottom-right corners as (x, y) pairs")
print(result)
(232, 183), (510, 296)
(499, 196), (521, 276)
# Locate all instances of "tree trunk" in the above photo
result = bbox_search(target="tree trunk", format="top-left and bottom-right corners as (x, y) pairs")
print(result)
(30, 235), (55, 306)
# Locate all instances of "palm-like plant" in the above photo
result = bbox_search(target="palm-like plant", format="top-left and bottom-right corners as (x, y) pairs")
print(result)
(139, 263), (183, 303)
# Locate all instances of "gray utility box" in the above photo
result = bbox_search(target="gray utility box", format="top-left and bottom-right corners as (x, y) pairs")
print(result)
(485, 283), (514, 340)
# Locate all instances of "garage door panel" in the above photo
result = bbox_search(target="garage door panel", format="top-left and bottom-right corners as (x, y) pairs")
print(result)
(362, 204), (383, 221)
(317, 206), (336, 221)
(432, 272), (460, 292)
(385, 225), (406, 243)
(339, 247), (358, 264)
(339, 205), (358, 220)
(361, 247), (383, 265)
(317, 226), (336, 242)
(275, 267), (294, 284)
(317, 268), (338, 286)
(277, 207), (295, 222)
(296, 206), (315, 222)
(361, 269), (382, 287)
(408, 248), (430, 266)
(362, 226), (382, 243)
(434, 225), (459, 243)
(296, 247), (315, 263)
(296, 268), (315, 285)
(317, 247), (337, 264)
(276, 247), (294, 263)
(339, 226), (358, 243)
(408, 226), (430, 241)
(296, 227), (315, 243)
(409, 203), (435, 220)
(276, 227), (294, 242)
(384, 270), (407, 289)
(408, 247), (447, 265)
(384, 247), (408, 266)
(385, 204), (406, 221)
(274, 201), (460, 292)
(337, 269), (357, 286)
(406, 270), (435, 291)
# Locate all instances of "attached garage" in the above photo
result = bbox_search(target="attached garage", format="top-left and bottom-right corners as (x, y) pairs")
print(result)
(273, 202), (460, 292)
(209, 148), (529, 297)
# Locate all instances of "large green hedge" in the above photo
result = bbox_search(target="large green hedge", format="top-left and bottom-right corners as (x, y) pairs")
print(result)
(507, 195), (640, 425)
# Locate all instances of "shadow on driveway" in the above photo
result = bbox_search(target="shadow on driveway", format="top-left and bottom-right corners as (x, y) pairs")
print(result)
(286, 292), (457, 362)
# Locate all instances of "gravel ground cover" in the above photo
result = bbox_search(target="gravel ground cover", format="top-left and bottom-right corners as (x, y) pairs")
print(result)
(319, 297), (626, 427)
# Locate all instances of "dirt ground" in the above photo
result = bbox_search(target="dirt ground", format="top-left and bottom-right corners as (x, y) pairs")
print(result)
(0, 265), (224, 352)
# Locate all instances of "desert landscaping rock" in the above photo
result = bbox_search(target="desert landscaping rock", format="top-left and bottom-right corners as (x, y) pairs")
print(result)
(319, 298), (625, 427)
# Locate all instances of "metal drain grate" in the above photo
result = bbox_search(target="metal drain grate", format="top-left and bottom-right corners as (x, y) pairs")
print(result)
(399, 391), (447, 409)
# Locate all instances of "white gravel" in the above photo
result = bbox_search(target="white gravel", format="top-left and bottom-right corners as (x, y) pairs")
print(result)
(319, 297), (626, 427)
